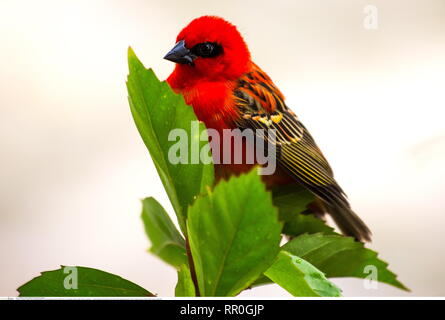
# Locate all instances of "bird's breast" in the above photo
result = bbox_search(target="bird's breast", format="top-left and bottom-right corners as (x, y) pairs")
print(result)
(179, 80), (238, 130)
(173, 79), (293, 188)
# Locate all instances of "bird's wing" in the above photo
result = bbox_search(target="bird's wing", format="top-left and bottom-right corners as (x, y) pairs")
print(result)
(232, 63), (350, 209)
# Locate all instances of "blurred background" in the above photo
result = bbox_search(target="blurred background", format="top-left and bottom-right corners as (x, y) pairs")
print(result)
(1, 0), (444, 297)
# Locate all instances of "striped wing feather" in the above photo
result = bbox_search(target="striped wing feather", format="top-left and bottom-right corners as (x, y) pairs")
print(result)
(232, 63), (371, 241)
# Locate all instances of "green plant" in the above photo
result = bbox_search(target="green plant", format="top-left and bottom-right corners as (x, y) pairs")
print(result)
(16, 48), (408, 297)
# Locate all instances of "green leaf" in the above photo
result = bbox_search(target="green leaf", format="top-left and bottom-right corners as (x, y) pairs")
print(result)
(141, 197), (187, 267)
(250, 274), (272, 287)
(264, 251), (342, 297)
(283, 213), (337, 237)
(187, 170), (282, 296)
(175, 264), (196, 297)
(252, 205), (336, 289)
(126, 48), (214, 234)
(282, 233), (408, 291)
(271, 184), (315, 221)
(272, 182), (336, 237)
(17, 266), (154, 297)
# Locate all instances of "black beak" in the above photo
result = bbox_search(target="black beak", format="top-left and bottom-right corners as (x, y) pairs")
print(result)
(164, 40), (195, 65)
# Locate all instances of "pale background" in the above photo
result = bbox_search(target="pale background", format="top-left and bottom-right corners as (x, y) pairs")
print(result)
(1, 0), (444, 297)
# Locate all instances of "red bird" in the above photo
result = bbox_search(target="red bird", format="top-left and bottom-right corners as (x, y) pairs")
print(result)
(165, 16), (371, 242)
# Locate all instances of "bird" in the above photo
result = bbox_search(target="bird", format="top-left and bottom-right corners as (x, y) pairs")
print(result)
(164, 16), (371, 242)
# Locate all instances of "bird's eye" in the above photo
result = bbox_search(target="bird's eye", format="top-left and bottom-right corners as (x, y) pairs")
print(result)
(198, 43), (213, 56)
(191, 42), (223, 58)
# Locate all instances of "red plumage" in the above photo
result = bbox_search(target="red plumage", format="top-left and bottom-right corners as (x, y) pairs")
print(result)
(167, 17), (250, 129)
(166, 16), (371, 242)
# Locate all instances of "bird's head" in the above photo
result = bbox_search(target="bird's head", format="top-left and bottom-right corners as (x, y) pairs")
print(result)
(164, 16), (251, 83)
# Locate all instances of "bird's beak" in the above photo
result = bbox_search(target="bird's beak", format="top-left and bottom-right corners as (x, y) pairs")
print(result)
(164, 40), (195, 65)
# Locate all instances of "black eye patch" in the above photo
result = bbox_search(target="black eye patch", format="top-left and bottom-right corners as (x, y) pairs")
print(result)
(191, 42), (223, 58)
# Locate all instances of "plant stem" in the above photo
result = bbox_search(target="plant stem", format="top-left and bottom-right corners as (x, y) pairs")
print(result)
(185, 237), (200, 297)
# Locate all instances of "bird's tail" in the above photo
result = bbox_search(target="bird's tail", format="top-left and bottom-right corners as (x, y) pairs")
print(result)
(327, 204), (372, 242)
